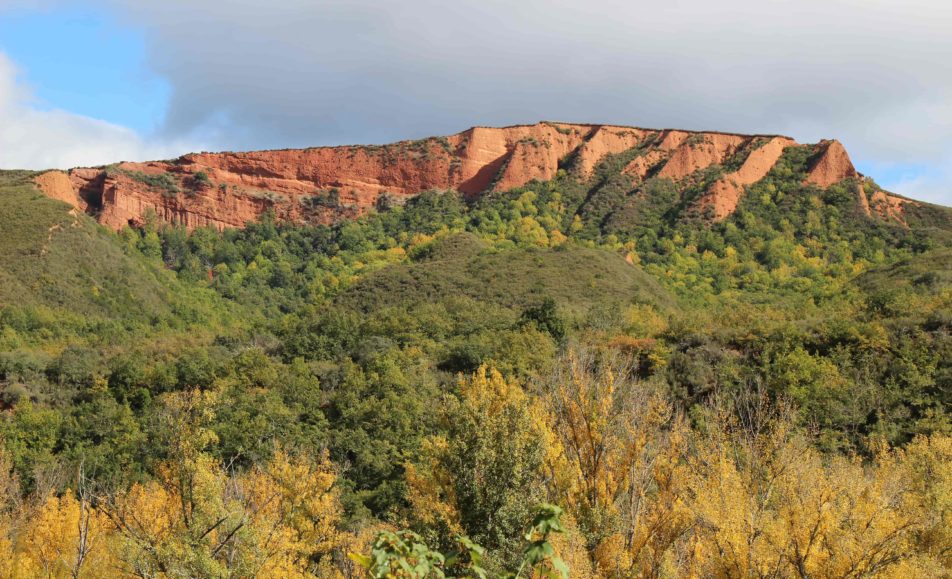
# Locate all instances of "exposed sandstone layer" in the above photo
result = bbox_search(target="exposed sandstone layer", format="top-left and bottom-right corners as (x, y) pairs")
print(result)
(657, 133), (749, 181)
(695, 136), (797, 220)
(805, 140), (858, 187)
(32, 121), (890, 231)
(855, 182), (917, 226)
(622, 150), (667, 180)
(869, 190), (911, 224)
(33, 170), (81, 209)
(574, 126), (651, 177)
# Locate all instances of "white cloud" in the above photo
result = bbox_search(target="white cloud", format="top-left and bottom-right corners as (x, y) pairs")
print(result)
(0, 52), (198, 170)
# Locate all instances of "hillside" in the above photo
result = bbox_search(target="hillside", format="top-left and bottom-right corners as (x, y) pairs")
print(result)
(853, 247), (952, 324)
(2, 125), (951, 576)
(336, 232), (675, 316)
(0, 170), (238, 347)
(31, 121), (950, 233)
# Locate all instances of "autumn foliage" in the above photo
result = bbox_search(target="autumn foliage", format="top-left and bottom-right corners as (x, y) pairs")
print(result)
(0, 390), (362, 578)
(1, 349), (950, 577)
(399, 348), (952, 577)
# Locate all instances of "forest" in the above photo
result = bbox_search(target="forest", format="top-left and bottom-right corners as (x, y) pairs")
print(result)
(0, 141), (950, 577)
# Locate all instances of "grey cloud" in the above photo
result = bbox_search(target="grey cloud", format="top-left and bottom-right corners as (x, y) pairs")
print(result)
(17, 0), (952, 203)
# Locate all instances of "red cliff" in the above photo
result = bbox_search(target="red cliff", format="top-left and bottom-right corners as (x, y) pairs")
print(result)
(32, 121), (897, 230)
(804, 139), (858, 187)
(696, 136), (797, 220)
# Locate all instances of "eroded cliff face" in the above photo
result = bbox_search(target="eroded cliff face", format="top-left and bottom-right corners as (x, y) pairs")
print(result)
(804, 139), (858, 187)
(696, 136), (797, 220)
(33, 121), (908, 230)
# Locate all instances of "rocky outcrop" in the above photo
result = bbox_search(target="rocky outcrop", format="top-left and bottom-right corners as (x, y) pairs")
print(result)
(657, 133), (749, 181)
(805, 140), (858, 187)
(481, 124), (592, 191)
(33, 170), (81, 209)
(622, 150), (667, 180)
(869, 190), (912, 224)
(32, 121), (892, 231)
(695, 136), (796, 220)
(574, 126), (651, 177)
(855, 182), (917, 226)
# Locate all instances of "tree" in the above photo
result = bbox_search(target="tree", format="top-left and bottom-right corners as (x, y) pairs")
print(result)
(545, 346), (691, 577)
(406, 366), (555, 571)
(15, 488), (118, 578)
(350, 503), (570, 579)
(102, 390), (354, 577)
(519, 298), (565, 343)
(137, 230), (163, 260)
(686, 397), (948, 578)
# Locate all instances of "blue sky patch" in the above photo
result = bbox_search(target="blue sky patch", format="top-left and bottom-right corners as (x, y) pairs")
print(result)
(0, 4), (168, 133)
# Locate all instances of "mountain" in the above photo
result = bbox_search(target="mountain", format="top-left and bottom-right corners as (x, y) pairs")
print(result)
(32, 121), (948, 232)
(4, 123), (952, 575)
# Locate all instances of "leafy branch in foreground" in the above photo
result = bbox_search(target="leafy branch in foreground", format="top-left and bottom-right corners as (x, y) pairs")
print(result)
(508, 504), (570, 579)
(349, 503), (568, 578)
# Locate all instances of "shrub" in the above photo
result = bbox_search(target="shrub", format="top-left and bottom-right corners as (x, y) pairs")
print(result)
(126, 171), (180, 197)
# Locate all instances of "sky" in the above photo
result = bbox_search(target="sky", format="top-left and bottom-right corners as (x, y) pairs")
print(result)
(0, 0), (950, 206)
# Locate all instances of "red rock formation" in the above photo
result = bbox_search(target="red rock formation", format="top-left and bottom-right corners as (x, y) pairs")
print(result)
(574, 126), (651, 177)
(805, 140), (858, 187)
(32, 121), (894, 230)
(869, 190), (912, 225)
(34, 122), (616, 230)
(33, 170), (82, 209)
(657, 130), (691, 150)
(695, 136), (796, 220)
(854, 182), (917, 226)
(484, 123), (592, 191)
(856, 182), (873, 216)
(622, 150), (667, 181)
(657, 134), (749, 181)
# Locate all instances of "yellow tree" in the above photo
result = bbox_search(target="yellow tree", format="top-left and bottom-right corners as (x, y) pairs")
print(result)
(225, 449), (352, 577)
(686, 399), (801, 578)
(545, 346), (692, 576)
(899, 433), (952, 573)
(104, 389), (353, 577)
(14, 489), (119, 578)
(686, 398), (945, 578)
(406, 366), (583, 573)
(0, 440), (120, 579)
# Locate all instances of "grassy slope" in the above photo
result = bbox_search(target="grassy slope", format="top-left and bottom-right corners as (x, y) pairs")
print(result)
(336, 232), (676, 317)
(0, 171), (237, 344)
(898, 194), (952, 233)
(853, 246), (952, 294)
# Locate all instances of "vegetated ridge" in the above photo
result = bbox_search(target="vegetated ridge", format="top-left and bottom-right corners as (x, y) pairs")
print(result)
(31, 121), (929, 231)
